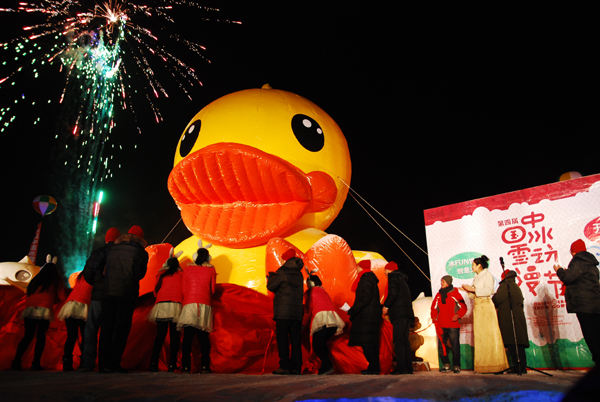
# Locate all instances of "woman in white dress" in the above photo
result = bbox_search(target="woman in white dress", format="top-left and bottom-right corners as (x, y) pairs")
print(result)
(460, 255), (508, 373)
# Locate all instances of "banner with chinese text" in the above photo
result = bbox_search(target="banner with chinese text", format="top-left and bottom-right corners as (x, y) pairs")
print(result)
(424, 174), (600, 369)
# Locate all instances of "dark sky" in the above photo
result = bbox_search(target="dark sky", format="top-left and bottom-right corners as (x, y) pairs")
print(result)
(0, 2), (598, 297)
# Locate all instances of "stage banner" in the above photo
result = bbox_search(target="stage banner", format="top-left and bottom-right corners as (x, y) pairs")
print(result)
(424, 173), (600, 370)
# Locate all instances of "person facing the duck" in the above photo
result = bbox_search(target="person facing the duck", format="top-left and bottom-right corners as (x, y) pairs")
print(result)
(303, 271), (345, 375)
(383, 261), (415, 375)
(148, 248), (184, 372)
(177, 241), (216, 374)
(348, 259), (382, 375)
(12, 255), (66, 371)
(267, 249), (305, 375)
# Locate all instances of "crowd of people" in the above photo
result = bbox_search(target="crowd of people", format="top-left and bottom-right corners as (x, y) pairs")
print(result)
(9, 229), (600, 375)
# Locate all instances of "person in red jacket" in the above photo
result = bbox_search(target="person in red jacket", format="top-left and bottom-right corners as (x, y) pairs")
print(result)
(147, 249), (183, 372)
(57, 272), (92, 371)
(431, 275), (467, 373)
(303, 273), (345, 375)
(177, 242), (216, 374)
(12, 255), (67, 371)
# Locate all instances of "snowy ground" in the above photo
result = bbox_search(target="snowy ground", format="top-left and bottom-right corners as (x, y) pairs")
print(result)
(0, 369), (594, 402)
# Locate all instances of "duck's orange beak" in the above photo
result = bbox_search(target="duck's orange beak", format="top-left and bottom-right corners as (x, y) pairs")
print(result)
(168, 143), (337, 248)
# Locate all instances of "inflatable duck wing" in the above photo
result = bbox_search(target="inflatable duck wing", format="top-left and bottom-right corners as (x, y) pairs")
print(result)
(165, 85), (357, 294)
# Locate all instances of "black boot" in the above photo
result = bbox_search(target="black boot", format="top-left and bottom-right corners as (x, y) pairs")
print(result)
(168, 357), (177, 372)
(63, 355), (74, 372)
(11, 359), (22, 371)
(149, 360), (159, 372)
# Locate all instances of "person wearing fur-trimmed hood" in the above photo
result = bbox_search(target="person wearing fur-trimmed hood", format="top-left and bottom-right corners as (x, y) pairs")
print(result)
(98, 225), (148, 373)
(177, 241), (216, 374)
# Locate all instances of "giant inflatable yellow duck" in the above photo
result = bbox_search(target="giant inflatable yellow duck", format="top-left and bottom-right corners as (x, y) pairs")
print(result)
(163, 84), (386, 297)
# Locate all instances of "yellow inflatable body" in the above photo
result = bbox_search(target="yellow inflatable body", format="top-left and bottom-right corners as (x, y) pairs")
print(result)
(167, 84), (383, 295)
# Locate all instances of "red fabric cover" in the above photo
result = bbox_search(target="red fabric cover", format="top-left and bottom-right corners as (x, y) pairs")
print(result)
(430, 288), (467, 329)
(65, 277), (92, 305)
(182, 263), (216, 306)
(154, 270), (183, 304)
(0, 284), (394, 374)
(139, 244), (173, 297)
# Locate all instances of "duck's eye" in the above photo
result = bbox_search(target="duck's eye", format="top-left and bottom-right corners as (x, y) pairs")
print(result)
(291, 114), (324, 152)
(179, 120), (201, 157)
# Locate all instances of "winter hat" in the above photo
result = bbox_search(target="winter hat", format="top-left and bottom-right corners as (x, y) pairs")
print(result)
(501, 270), (517, 280)
(105, 227), (120, 243)
(384, 261), (398, 271)
(570, 239), (586, 254)
(282, 249), (296, 261)
(128, 225), (144, 239)
(441, 275), (453, 286)
(358, 260), (371, 270)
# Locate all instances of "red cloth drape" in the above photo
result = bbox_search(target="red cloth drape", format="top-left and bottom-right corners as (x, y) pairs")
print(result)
(0, 284), (394, 374)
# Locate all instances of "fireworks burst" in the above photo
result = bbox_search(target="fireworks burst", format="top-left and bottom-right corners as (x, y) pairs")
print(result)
(0, 0), (240, 178)
(0, 0), (240, 275)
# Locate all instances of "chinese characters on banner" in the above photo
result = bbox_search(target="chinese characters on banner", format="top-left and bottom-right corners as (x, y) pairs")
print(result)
(424, 174), (600, 369)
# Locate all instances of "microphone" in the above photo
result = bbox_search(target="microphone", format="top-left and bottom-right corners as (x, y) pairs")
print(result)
(499, 257), (505, 269)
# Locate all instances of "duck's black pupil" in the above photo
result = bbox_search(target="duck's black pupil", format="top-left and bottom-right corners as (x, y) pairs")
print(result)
(179, 120), (201, 157)
(291, 114), (324, 152)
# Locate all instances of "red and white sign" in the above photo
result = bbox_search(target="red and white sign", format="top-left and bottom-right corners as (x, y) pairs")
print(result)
(424, 174), (600, 366)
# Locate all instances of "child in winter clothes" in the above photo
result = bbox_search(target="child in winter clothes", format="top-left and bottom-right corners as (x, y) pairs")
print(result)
(12, 255), (66, 370)
(177, 242), (216, 374)
(57, 272), (92, 371)
(147, 249), (183, 372)
(431, 275), (467, 373)
(303, 274), (345, 375)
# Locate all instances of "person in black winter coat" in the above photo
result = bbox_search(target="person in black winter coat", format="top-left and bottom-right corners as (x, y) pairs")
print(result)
(348, 260), (382, 375)
(493, 270), (529, 374)
(266, 249), (304, 375)
(382, 262), (415, 375)
(79, 227), (120, 371)
(554, 239), (600, 365)
(98, 225), (148, 373)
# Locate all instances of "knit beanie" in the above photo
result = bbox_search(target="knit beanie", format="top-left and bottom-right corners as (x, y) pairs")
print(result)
(384, 261), (398, 271)
(358, 260), (371, 270)
(441, 275), (453, 286)
(282, 249), (296, 261)
(105, 227), (120, 243)
(128, 225), (144, 239)
(570, 239), (586, 254)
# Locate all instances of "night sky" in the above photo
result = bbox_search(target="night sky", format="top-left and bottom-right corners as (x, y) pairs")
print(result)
(0, 2), (597, 297)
